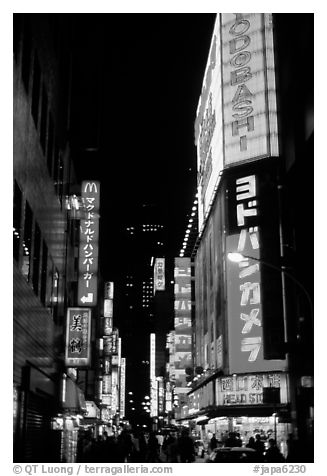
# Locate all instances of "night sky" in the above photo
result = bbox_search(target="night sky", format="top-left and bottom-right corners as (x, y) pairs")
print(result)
(68, 13), (216, 280)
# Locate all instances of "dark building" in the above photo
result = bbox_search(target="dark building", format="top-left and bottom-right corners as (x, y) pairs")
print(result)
(13, 14), (83, 462)
(114, 203), (174, 424)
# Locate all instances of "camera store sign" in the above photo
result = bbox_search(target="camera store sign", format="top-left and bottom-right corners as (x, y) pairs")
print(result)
(217, 373), (287, 406)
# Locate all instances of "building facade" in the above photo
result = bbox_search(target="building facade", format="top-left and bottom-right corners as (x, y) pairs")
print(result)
(179, 13), (313, 461)
(13, 14), (82, 461)
(117, 204), (174, 425)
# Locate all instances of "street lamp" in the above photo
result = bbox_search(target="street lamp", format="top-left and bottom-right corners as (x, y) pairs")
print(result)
(227, 251), (313, 444)
(227, 252), (313, 322)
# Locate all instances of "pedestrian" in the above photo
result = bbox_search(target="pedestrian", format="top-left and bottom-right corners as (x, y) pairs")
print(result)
(246, 436), (256, 450)
(253, 434), (265, 461)
(265, 438), (285, 463)
(209, 434), (218, 451)
(163, 432), (179, 462)
(146, 432), (160, 462)
(225, 432), (240, 447)
(138, 432), (148, 462)
(177, 428), (195, 463)
(235, 432), (242, 447)
(286, 434), (301, 462)
(117, 430), (134, 462)
(129, 432), (141, 462)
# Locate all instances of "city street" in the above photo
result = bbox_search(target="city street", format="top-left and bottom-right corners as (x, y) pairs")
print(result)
(12, 11), (313, 465)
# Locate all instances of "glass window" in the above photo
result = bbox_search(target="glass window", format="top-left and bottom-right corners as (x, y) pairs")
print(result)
(32, 222), (41, 294)
(13, 181), (22, 262)
(21, 201), (33, 280)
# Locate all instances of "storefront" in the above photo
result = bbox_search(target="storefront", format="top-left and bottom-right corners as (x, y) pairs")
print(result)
(57, 374), (87, 463)
(183, 371), (291, 456)
(14, 364), (60, 462)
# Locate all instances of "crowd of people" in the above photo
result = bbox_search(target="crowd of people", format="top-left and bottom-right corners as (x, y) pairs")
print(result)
(77, 427), (300, 464)
(77, 428), (196, 463)
(208, 431), (291, 462)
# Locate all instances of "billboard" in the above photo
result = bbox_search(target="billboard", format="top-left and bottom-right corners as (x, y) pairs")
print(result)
(225, 162), (286, 373)
(173, 258), (192, 389)
(195, 16), (224, 232)
(216, 373), (288, 406)
(154, 258), (165, 293)
(195, 14), (278, 232)
(104, 281), (114, 300)
(65, 308), (91, 367)
(78, 181), (100, 306)
(150, 333), (156, 381)
(85, 401), (100, 419)
(104, 299), (113, 318)
(221, 14), (279, 165)
(120, 358), (126, 418)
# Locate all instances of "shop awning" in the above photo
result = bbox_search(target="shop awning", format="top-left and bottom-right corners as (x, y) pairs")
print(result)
(195, 416), (210, 425)
(62, 376), (86, 413)
(176, 404), (290, 422)
(206, 403), (290, 419)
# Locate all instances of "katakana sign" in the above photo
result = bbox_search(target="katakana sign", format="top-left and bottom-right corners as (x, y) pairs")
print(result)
(78, 181), (100, 306)
(225, 165), (286, 372)
(65, 308), (91, 367)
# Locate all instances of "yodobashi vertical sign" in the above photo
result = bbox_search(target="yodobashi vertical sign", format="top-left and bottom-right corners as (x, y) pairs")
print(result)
(78, 181), (100, 306)
(221, 13), (279, 165)
(225, 167), (286, 373)
(65, 308), (91, 367)
(154, 258), (165, 293)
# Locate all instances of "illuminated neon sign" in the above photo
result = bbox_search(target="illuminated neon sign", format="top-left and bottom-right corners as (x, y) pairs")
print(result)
(221, 13), (279, 164)
(65, 308), (91, 367)
(78, 181), (100, 306)
(226, 173), (286, 373)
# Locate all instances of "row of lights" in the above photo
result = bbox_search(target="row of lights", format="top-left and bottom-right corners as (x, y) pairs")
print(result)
(142, 395), (151, 413)
(179, 195), (198, 257)
(13, 227), (30, 255)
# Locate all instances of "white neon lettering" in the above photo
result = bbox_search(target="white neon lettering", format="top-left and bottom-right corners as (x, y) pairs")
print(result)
(237, 203), (257, 226)
(241, 337), (261, 361)
(240, 309), (261, 334)
(240, 282), (261, 306)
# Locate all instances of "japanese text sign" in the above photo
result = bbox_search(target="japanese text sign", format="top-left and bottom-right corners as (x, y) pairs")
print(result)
(154, 258), (165, 293)
(221, 13), (279, 165)
(65, 308), (91, 367)
(226, 168), (286, 372)
(216, 372), (288, 406)
(78, 181), (100, 306)
(173, 258), (192, 388)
